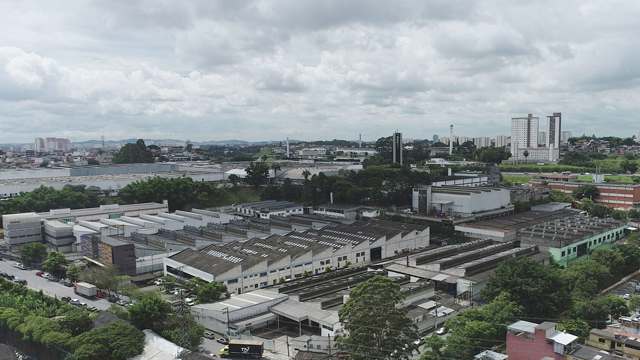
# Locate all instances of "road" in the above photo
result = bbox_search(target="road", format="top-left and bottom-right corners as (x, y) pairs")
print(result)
(0, 259), (112, 310)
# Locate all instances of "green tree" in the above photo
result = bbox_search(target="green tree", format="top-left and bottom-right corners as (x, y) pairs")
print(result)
(557, 319), (591, 342)
(338, 276), (419, 360)
(481, 257), (569, 318)
(187, 279), (226, 303)
(58, 309), (93, 336)
(574, 185), (599, 200)
(549, 190), (574, 203)
(244, 162), (270, 187)
(128, 293), (171, 331)
(113, 139), (154, 164)
(227, 174), (240, 187)
(42, 251), (68, 279)
(569, 298), (610, 329)
(599, 295), (630, 319)
(620, 159), (639, 174)
(66, 264), (81, 283)
(20, 243), (47, 267)
(563, 259), (612, 299)
(419, 335), (447, 360)
(70, 320), (145, 360)
(445, 293), (521, 359)
(160, 314), (204, 351)
(630, 295), (640, 313)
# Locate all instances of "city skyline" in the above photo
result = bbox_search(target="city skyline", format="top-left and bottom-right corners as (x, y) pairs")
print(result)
(1, 1), (640, 142)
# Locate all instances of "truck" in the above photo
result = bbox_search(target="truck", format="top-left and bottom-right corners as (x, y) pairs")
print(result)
(218, 339), (264, 359)
(75, 282), (97, 299)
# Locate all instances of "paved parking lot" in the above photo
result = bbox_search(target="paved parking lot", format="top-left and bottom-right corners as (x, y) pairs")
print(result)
(0, 259), (112, 310)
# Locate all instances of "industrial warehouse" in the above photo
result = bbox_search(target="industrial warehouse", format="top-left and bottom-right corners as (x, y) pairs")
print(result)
(163, 219), (431, 294)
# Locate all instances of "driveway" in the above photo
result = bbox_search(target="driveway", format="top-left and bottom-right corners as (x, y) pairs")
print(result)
(0, 259), (112, 310)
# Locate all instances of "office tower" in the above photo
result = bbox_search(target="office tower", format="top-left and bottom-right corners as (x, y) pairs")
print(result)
(34, 138), (45, 153)
(561, 131), (572, 145)
(495, 135), (510, 148)
(511, 113), (539, 154)
(538, 131), (547, 146)
(547, 112), (561, 148)
(392, 131), (403, 165)
(473, 137), (491, 148)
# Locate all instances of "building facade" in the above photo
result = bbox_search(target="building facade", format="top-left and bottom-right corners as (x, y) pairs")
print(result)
(548, 112), (562, 148)
(164, 220), (430, 294)
(531, 180), (640, 209)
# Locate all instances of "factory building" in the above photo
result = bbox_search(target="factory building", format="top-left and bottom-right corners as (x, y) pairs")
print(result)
(412, 186), (512, 217)
(164, 220), (430, 294)
(2, 202), (169, 247)
(518, 214), (626, 266)
(234, 200), (304, 219)
(530, 180), (640, 210)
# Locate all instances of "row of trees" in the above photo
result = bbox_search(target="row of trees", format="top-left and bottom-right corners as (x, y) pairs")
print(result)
(261, 165), (438, 207)
(0, 278), (144, 360)
(118, 176), (258, 212)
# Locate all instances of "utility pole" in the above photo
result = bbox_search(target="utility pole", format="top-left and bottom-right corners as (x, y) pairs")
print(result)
(225, 307), (231, 338)
(286, 335), (290, 359)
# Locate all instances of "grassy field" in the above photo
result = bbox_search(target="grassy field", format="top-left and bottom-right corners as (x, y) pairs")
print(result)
(575, 174), (638, 184)
(502, 173), (638, 185)
(502, 174), (532, 184)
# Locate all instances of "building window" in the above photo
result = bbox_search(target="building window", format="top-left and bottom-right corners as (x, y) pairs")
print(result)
(561, 251), (565, 257)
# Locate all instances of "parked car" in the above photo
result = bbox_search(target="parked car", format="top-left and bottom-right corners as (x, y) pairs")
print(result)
(13, 262), (27, 270)
(1, 273), (15, 281)
(153, 278), (164, 286)
(436, 327), (448, 335)
(203, 330), (216, 340)
(61, 297), (72, 302)
(69, 299), (86, 307)
(107, 294), (120, 303)
(13, 279), (27, 286)
(87, 306), (99, 312)
(216, 337), (229, 345)
(36, 271), (44, 277)
(61, 279), (73, 287)
(116, 299), (129, 307)
(624, 294), (631, 300)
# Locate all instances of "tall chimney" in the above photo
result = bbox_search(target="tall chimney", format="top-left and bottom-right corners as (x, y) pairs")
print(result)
(286, 138), (290, 158)
(449, 124), (454, 156)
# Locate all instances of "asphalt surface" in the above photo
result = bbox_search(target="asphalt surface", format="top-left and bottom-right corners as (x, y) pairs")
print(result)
(0, 258), (112, 310)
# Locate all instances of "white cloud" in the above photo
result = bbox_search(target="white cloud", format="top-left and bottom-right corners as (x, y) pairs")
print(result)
(0, 0), (639, 143)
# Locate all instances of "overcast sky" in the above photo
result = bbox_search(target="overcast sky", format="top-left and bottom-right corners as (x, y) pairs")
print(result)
(1, 0), (639, 143)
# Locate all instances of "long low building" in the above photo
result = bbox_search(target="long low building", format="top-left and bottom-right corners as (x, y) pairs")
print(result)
(2, 202), (169, 247)
(164, 220), (430, 294)
(518, 213), (626, 266)
(530, 180), (640, 209)
(454, 209), (578, 241)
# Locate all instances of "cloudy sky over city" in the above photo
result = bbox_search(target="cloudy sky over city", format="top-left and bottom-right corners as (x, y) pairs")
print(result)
(1, 0), (639, 143)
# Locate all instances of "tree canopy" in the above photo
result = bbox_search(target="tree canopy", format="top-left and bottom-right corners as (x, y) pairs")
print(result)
(20, 243), (47, 267)
(338, 276), (419, 360)
(42, 252), (68, 279)
(481, 257), (569, 318)
(112, 139), (154, 164)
